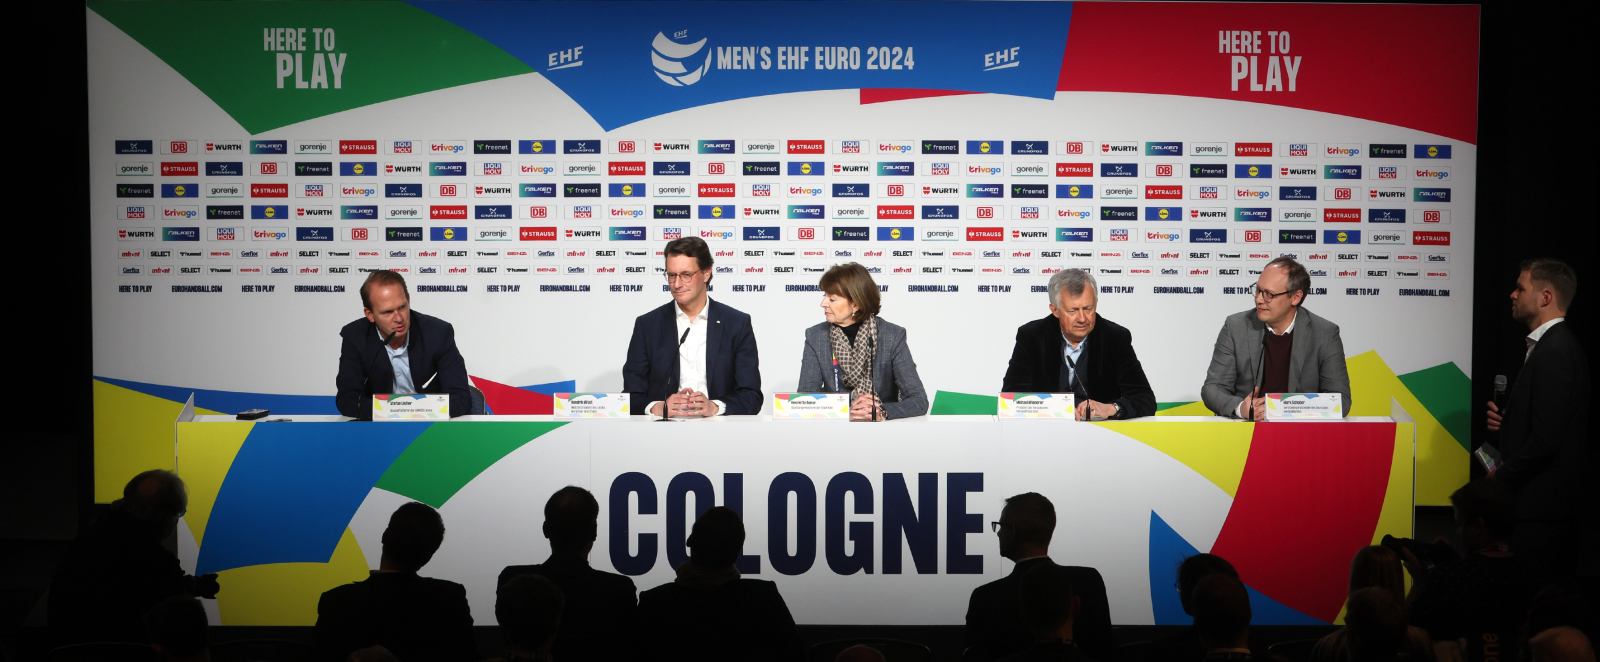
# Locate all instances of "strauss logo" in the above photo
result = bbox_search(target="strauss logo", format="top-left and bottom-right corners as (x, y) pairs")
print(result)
(652, 31), (710, 86)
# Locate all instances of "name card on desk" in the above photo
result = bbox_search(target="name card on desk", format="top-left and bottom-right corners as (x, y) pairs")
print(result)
(998, 393), (1075, 418)
(773, 393), (850, 418)
(1264, 393), (1344, 420)
(373, 394), (449, 420)
(555, 393), (630, 418)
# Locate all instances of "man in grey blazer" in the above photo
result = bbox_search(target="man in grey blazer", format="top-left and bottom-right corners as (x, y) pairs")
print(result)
(797, 263), (929, 420)
(1202, 257), (1351, 419)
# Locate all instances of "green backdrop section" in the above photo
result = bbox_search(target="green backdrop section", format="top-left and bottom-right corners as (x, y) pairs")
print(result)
(1396, 362), (1472, 451)
(88, 1), (533, 134)
(929, 390), (999, 415)
(374, 422), (567, 507)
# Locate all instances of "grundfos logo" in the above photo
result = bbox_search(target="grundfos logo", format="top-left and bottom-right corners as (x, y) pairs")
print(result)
(652, 30), (710, 86)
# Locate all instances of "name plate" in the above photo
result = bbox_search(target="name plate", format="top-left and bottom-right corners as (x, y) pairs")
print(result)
(773, 393), (850, 418)
(373, 393), (449, 420)
(998, 393), (1075, 418)
(1264, 393), (1344, 420)
(555, 393), (630, 418)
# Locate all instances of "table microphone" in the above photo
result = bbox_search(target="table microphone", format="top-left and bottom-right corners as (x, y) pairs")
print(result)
(865, 332), (879, 422)
(359, 326), (398, 420)
(658, 326), (692, 422)
(1249, 326), (1270, 421)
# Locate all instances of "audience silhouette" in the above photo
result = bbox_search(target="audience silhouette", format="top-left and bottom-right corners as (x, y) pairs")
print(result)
(491, 574), (564, 662)
(143, 596), (208, 662)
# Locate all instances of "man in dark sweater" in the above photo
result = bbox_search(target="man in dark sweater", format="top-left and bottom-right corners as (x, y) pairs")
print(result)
(314, 501), (476, 662)
(49, 470), (220, 645)
(499, 486), (638, 661)
(637, 506), (804, 662)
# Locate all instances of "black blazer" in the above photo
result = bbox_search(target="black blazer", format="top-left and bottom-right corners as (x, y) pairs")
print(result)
(498, 556), (639, 662)
(965, 558), (1114, 662)
(336, 309), (471, 419)
(623, 299), (763, 415)
(1000, 314), (1157, 419)
(314, 571), (477, 662)
(637, 577), (804, 662)
(1497, 321), (1592, 522)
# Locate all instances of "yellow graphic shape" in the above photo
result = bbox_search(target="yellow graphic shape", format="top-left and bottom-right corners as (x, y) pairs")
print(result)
(93, 380), (221, 502)
(1098, 421), (1252, 498)
(175, 421), (254, 545)
(1345, 352), (1466, 505)
(214, 527), (369, 625)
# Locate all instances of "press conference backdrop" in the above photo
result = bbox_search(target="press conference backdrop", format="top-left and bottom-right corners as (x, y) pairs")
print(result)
(90, 4), (1478, 497)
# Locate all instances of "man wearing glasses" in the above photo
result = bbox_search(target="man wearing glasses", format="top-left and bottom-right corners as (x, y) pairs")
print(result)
(1201, 257), (1351, 419)
(622, 236), (763, 417)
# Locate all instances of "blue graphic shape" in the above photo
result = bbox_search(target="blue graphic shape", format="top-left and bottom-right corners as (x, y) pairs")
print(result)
(521, 380), (577, 396)
(1147, 511), (1327, 625)
(196, 422), (427, 573)
(409, 1), (1073, 130)
(97, 376), (339, 415)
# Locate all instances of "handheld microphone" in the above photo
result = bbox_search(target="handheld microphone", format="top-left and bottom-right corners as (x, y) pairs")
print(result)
(658, 326), (693, 422)
(1493, 374), (1507, 413)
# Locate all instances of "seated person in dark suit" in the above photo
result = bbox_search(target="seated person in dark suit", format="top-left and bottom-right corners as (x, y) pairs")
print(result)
(492, 574), (564, 662)
(624, 237), (762, 417)
(1144, 554), (1238, 662)
(1192, 575), (1253, 661)
(1002, 269), (1156, 420)
(967, 493), (1113, 662)
(49, 470), (220, 645)
(997, 562), (1098, 662)
(336, 269), (471, 419)
(314, 501), (477, 662)
(498, 486), (638, 661)
(637, 506), (804, 661)
(144, 596), (209, 662)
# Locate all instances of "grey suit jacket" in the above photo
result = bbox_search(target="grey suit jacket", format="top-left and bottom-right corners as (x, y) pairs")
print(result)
(1201, 306), (1352, 417)
(797, 318), (929, 419)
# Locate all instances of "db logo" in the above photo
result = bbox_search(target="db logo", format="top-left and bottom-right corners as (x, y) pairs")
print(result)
(1335, 189), (1351, 200)
(169, 141), (188, 153)
(799, 228), (815, 239)
(977, 207), (994, 218)
(440, 185), (457, 196)
(618, 141), (635, 153)
(1064, 143), (1084, 155)
(1423, 211), (1441, 222)
(1156, 165), (1172, 177)
(351, 228), (369, 240)
(260, 163), (278, 175)
(887, 185), (904, 196)
(708, 163), (725, 175)
(1245, 230), (1262, 242)
(529, 207), (548, 218)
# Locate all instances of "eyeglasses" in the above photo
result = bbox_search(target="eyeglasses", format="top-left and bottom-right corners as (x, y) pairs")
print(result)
(664, 270), (703, 283)
(991, 521), (1010, 533)
(1246, 283), (1291, 302)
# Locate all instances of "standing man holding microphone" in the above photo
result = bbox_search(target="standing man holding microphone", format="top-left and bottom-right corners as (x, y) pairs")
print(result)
(1201, 257), (1351, 420)
(623, 237), (763, 417)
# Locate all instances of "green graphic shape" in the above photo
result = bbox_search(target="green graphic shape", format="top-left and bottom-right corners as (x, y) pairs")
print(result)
(374, 422), (566, 507)
(1397, 362), (1471, 451)
(930, 390), (998, 415)
(89, 1), (533, 134)
(1156, 401), (1197, 411)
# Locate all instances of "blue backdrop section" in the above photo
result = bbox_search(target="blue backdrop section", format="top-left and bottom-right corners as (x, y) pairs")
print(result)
(195, 422), (429, 574)
(1147, 511), (1327, 626)
(522, 380), (576, 396)
(409, 1), (1073, 130)
(97, 376), (340, 415)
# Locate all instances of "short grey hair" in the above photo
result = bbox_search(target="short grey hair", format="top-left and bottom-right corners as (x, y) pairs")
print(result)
(1048, 269), (1098, 307)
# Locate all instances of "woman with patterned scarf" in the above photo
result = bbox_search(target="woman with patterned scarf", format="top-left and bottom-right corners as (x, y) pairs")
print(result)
(796, 263), (929, 420)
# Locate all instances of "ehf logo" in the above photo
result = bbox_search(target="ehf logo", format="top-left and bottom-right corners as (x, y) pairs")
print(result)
(652, 31), (710, 86)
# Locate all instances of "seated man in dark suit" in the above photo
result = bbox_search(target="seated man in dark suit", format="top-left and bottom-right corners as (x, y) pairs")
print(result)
(624, 237), (762, 416)
(637, 506), (804, 661)
(314, 501), (476, 662)
(1003, 269), (1156, 420)
(336, 269), (471, 419)
(494, 574), (564, 662)
(1192, 575), (1253, 661)
(967, 493), (1113, 662)
(49, 470), (220, 645)
(1144, 554), (1239, 662)
(498, 486), (638, 661)
(998, 562), (1098, 662)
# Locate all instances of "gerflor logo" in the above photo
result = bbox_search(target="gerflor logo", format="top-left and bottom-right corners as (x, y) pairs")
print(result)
(652, 31), (710, 86)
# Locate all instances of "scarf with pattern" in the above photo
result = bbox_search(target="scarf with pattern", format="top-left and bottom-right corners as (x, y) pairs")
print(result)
(828, 315), (878, 394)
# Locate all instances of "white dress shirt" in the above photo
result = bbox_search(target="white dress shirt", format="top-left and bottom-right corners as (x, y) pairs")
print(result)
(1238, 309), (1299, 418)
(384, 327), (414, 395)
(650, 297), (728, 416)
(1060, 331), (1087, 391)
(1525, 317), (1565, 361)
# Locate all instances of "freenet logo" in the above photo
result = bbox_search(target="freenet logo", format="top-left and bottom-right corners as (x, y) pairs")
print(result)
(744, 162), (781, 176)
(1011, 184), (1048, 199)
(1279, 229), (1316, 244)
(564, 183), (602, 197)
(922, 140), (960, 155)
(475, 140), (512, 154)
(1369, 144), (1407, 158)
(1190, 164), (1228, 178)
(833, 227), (871, 241)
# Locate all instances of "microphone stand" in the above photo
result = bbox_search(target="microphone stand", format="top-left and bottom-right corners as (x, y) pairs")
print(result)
(1251, 324), (1270, 422)
(865, 330), (879, 422)
(658, 326), (692, 422)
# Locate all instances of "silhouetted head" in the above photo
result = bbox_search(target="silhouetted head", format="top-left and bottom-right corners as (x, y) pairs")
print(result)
(542, 486), (600, 556)
(1349, 546), (1405, 602)
(381, 501), (445, 572)
(687, 506), (744, 570)
(115, 469), (188, 537)
(998, 492), (1055, 561)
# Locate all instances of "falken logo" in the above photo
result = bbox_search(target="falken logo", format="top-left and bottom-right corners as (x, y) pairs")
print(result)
(652, 31), (711, 86)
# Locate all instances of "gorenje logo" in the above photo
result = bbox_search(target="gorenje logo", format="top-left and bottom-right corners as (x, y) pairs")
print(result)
(651, 31), (711, 86)
(1369, 144), (1407, 158)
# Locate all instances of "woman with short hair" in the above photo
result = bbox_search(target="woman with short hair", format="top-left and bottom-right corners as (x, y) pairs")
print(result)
(797, 263), (928, 420)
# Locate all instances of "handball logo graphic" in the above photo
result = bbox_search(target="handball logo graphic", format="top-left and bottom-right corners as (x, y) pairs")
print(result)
(652, 31), (710, 86)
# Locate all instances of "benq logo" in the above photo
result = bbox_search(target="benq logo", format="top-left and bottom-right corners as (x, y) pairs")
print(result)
(652, 31), (710, 86)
